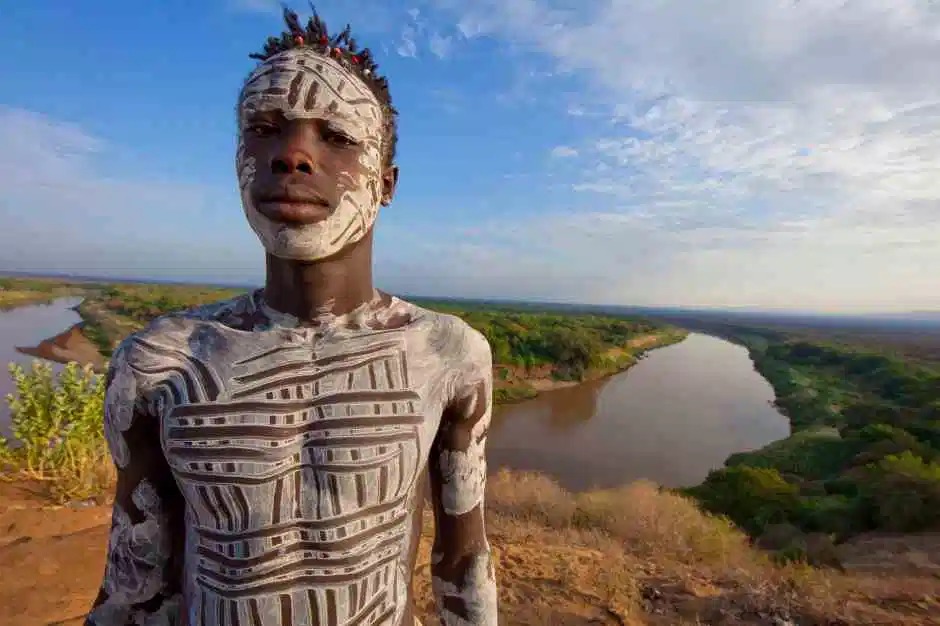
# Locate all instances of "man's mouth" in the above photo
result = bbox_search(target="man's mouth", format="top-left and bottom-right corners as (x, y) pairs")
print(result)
(255, 192), (332, 225)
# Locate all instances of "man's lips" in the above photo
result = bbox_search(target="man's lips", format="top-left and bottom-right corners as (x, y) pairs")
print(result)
(255, 193), (332, 225)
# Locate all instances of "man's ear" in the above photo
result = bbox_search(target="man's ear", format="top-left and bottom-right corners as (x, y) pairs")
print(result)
(381, 165), (399, 206)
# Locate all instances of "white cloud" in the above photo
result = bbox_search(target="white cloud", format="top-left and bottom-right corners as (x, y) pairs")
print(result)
(397, 24), (418, 57)
(427, 0), (940, 311)
(550, 145), (578, 158)
(429, 32), (454, 59)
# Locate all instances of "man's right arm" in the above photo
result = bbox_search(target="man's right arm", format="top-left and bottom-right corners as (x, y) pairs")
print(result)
(86, 342), (185, 625)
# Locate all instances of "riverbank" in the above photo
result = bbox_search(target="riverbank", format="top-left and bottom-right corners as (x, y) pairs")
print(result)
(15, 323), (107, 373)
(493, 329), (688, 404)
(0, 289), (80, 311)
(1, 471), (936, 626)
(0, 277), (89, 311)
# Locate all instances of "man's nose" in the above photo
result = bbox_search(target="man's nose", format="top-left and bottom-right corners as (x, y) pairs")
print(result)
(271, 149), (315, 175)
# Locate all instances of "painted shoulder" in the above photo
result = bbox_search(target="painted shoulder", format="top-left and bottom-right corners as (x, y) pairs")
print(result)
(109, 292), (254, 371)
(398, 300), (490, 363)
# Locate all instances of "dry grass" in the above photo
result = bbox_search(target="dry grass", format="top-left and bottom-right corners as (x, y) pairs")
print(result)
(410, 469), (940, 625)
(0, 469), (937, 625)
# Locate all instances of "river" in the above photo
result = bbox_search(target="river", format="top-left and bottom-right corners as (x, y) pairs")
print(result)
(0, 301), (789, 489)
(487, 333), (790, 490)
(0, 297), (84, 435)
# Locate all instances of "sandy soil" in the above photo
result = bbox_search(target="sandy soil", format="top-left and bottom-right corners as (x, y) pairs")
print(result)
(16, 324), (107, 373)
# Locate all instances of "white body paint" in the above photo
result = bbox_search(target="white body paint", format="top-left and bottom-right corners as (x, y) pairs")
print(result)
(236, 50), (386, 261)
(93, 291), (493, 625)
(431, 552), (498, 626)
(88, 480), (177, 625)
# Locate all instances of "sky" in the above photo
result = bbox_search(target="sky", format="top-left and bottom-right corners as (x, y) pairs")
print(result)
(0, 0), (938, 313)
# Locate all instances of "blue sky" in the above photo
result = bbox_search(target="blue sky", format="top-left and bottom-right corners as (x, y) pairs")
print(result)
(1, 0), (938, 312)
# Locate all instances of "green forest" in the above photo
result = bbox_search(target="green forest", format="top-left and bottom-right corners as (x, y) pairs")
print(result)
(688, 334), (940, 549)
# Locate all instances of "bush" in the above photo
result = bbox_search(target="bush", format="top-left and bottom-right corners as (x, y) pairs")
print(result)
(859, 451), (940, 532)
(687, 466), (801, 535)
(796, 494), (863, 537)
(0, 360), (111, 502)
(726, 428), (853, 480)
(494, 384), (538, 404)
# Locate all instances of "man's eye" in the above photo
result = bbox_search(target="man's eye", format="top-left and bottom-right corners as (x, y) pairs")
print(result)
(324, 129), (358, 147)
(246, 124), (277, 136)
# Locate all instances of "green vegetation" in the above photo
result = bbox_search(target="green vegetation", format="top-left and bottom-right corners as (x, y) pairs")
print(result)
(0, 276), (85, 309)
(493, 384), (538, 404)
(439, 307), (674, 380)
(0, 361), (111, 503)
(92, 283), (244, 326)
(688, 336), (940, 545)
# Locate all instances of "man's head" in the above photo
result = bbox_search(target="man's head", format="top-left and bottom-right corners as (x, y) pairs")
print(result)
(237, 7), (399, 261)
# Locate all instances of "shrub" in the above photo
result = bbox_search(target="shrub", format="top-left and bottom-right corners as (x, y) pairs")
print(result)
(859, 451), (940, 532)
(796, 494), (863, 537)
(726, 427), (853, 480)
(0, 360), (111, 502)
(687, 466), (801, 535)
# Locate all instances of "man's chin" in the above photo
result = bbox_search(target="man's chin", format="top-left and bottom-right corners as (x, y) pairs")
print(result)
(268, 227), (331, 260)
(246, 211), (327, 259)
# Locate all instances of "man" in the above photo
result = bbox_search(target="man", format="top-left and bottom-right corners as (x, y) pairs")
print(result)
(86, 7), (497, 626)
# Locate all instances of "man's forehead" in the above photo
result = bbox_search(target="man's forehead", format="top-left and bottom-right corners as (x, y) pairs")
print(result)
(240, 50), (383, 136)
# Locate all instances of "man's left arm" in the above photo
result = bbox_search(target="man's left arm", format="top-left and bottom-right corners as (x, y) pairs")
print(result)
(428, 328), (498, 625)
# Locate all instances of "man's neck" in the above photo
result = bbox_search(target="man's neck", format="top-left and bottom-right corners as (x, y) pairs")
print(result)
(262, 230), (376, 323)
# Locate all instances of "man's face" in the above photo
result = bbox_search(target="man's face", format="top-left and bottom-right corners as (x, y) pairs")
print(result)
(237, 50), (393, 261)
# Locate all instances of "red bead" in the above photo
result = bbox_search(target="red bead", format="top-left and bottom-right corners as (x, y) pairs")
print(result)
(320, 35), (328, 44)
(351, 55), (360, 64)
(332, 47), (341, 57)
(293, 35), (304, 46)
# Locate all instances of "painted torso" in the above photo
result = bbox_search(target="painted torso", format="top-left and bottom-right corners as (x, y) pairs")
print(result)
(108, 291), (484, 625)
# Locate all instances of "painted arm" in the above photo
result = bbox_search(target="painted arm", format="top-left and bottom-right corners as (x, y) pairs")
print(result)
(428, 329), (498, 625)
(86, 345), (185, 625)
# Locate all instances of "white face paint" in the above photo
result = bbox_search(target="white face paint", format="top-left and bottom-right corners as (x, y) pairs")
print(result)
(236, 50), (386, 261)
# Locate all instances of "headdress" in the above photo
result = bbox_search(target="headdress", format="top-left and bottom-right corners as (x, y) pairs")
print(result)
(249, 3), (390, 99)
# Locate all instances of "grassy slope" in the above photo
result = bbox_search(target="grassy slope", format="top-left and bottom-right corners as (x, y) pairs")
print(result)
(1, 471), (936, 625)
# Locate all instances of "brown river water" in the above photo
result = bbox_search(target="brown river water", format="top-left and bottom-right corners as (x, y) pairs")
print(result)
(488, 332), (790, 490)
(0, 300), (789, 488)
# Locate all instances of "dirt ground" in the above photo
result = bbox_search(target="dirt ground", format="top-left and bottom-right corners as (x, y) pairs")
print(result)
(1, 474), (938, 626)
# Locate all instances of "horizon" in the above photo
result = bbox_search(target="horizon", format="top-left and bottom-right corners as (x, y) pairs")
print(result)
(4, 269), (938, 320)
(1, 2), (939, 313)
